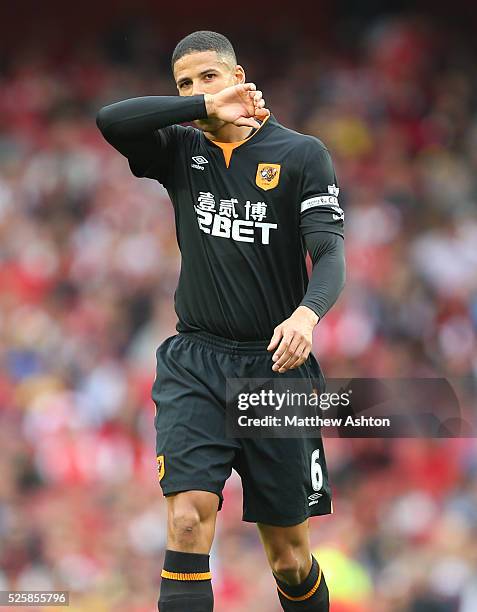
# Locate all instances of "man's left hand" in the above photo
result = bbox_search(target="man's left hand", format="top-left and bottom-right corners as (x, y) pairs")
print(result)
(267, 306), (319, 373)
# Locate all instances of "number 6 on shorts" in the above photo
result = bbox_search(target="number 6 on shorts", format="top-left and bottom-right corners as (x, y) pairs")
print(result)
(311, 448), (323, 492)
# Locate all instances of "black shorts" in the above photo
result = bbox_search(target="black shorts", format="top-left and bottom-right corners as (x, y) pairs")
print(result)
(152, 331), (333, 527)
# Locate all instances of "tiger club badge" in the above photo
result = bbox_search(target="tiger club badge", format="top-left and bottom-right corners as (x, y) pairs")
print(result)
(256, 163), (281, 191)
(157, 455), (165, 481)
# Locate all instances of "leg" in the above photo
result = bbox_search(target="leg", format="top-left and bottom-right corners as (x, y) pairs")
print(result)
(166, 490), (219, 553)
(258, 519), (312, 585)
(159, 490), (219, 612)
(258, 520), (329, 611)
(235, 354), (332, 609)
(152, 334), (240, 610)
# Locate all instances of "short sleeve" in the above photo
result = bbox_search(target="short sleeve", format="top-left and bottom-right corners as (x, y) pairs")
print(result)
(299, 140), (344, 238)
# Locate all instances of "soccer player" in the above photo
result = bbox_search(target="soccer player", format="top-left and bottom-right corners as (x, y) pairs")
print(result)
(97, 31), (345, 612)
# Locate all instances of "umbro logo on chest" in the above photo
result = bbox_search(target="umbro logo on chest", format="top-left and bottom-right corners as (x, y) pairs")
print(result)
(191, 156), (209, 170)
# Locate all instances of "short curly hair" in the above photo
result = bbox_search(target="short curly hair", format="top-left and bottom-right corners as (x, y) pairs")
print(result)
(171, 31), (237, 71)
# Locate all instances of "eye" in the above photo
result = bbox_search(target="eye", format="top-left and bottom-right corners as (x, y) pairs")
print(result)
(179, 81), (191, 90)
(204, 73), (216, 80)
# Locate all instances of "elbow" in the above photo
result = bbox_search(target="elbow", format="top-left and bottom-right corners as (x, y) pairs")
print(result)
(96, 105), (114, 137)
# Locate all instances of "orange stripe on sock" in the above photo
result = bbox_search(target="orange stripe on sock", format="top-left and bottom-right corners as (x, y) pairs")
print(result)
(161, 569), (212, 581)
(276, 566), (322, 601)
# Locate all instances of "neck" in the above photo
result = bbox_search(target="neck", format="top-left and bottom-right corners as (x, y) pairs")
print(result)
(204, 122), (253, 143)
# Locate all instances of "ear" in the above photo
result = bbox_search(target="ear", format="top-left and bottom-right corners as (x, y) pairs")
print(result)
(234, 65), (246, 85)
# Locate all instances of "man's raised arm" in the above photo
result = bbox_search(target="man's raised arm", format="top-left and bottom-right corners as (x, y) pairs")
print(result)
(96, 84), (268, 180)
(96, 95), (208, 179)
(96, 95), (207, 145)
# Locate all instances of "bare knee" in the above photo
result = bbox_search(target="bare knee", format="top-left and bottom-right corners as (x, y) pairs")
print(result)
(170, 506), (201, 546)
(258, 522), (312, 586)
(271, 550), (305, 585)
(167, 491), (218, 553)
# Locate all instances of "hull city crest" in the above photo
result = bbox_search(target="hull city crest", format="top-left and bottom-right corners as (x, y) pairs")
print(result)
(256, 163), (281, 191)
(156, 455), (165, 481)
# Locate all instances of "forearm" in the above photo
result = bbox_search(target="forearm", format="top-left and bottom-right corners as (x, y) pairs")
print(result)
(96, 95), (208, 140)
(300, 232), (346, 320)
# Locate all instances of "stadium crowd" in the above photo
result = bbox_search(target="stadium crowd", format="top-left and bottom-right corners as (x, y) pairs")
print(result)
(0, 13), (476, 612)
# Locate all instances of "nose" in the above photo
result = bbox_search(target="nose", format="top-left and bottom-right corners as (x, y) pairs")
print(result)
(191, 82), (204, 97)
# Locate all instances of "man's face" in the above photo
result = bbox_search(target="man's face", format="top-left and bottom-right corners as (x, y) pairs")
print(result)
(173, 50), (243, 131)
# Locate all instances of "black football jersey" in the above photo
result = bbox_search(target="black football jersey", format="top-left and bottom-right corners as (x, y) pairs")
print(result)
(125, 113), (344, 341)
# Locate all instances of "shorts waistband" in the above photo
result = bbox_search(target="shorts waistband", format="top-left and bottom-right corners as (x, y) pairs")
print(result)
(179, 331), (270, 355)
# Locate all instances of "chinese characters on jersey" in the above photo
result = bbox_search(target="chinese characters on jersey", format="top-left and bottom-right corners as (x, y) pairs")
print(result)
(195, 192), (278, 245)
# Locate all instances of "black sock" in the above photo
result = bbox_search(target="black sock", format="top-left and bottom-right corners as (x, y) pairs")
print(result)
(274, 556), (329, 611)
(158, 550), (213, 612)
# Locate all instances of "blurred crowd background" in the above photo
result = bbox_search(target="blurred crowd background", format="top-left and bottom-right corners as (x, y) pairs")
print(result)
(1, 2), (476, 611)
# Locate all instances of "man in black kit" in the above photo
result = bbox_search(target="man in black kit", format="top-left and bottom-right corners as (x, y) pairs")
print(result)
(97, 30), (345, 612)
